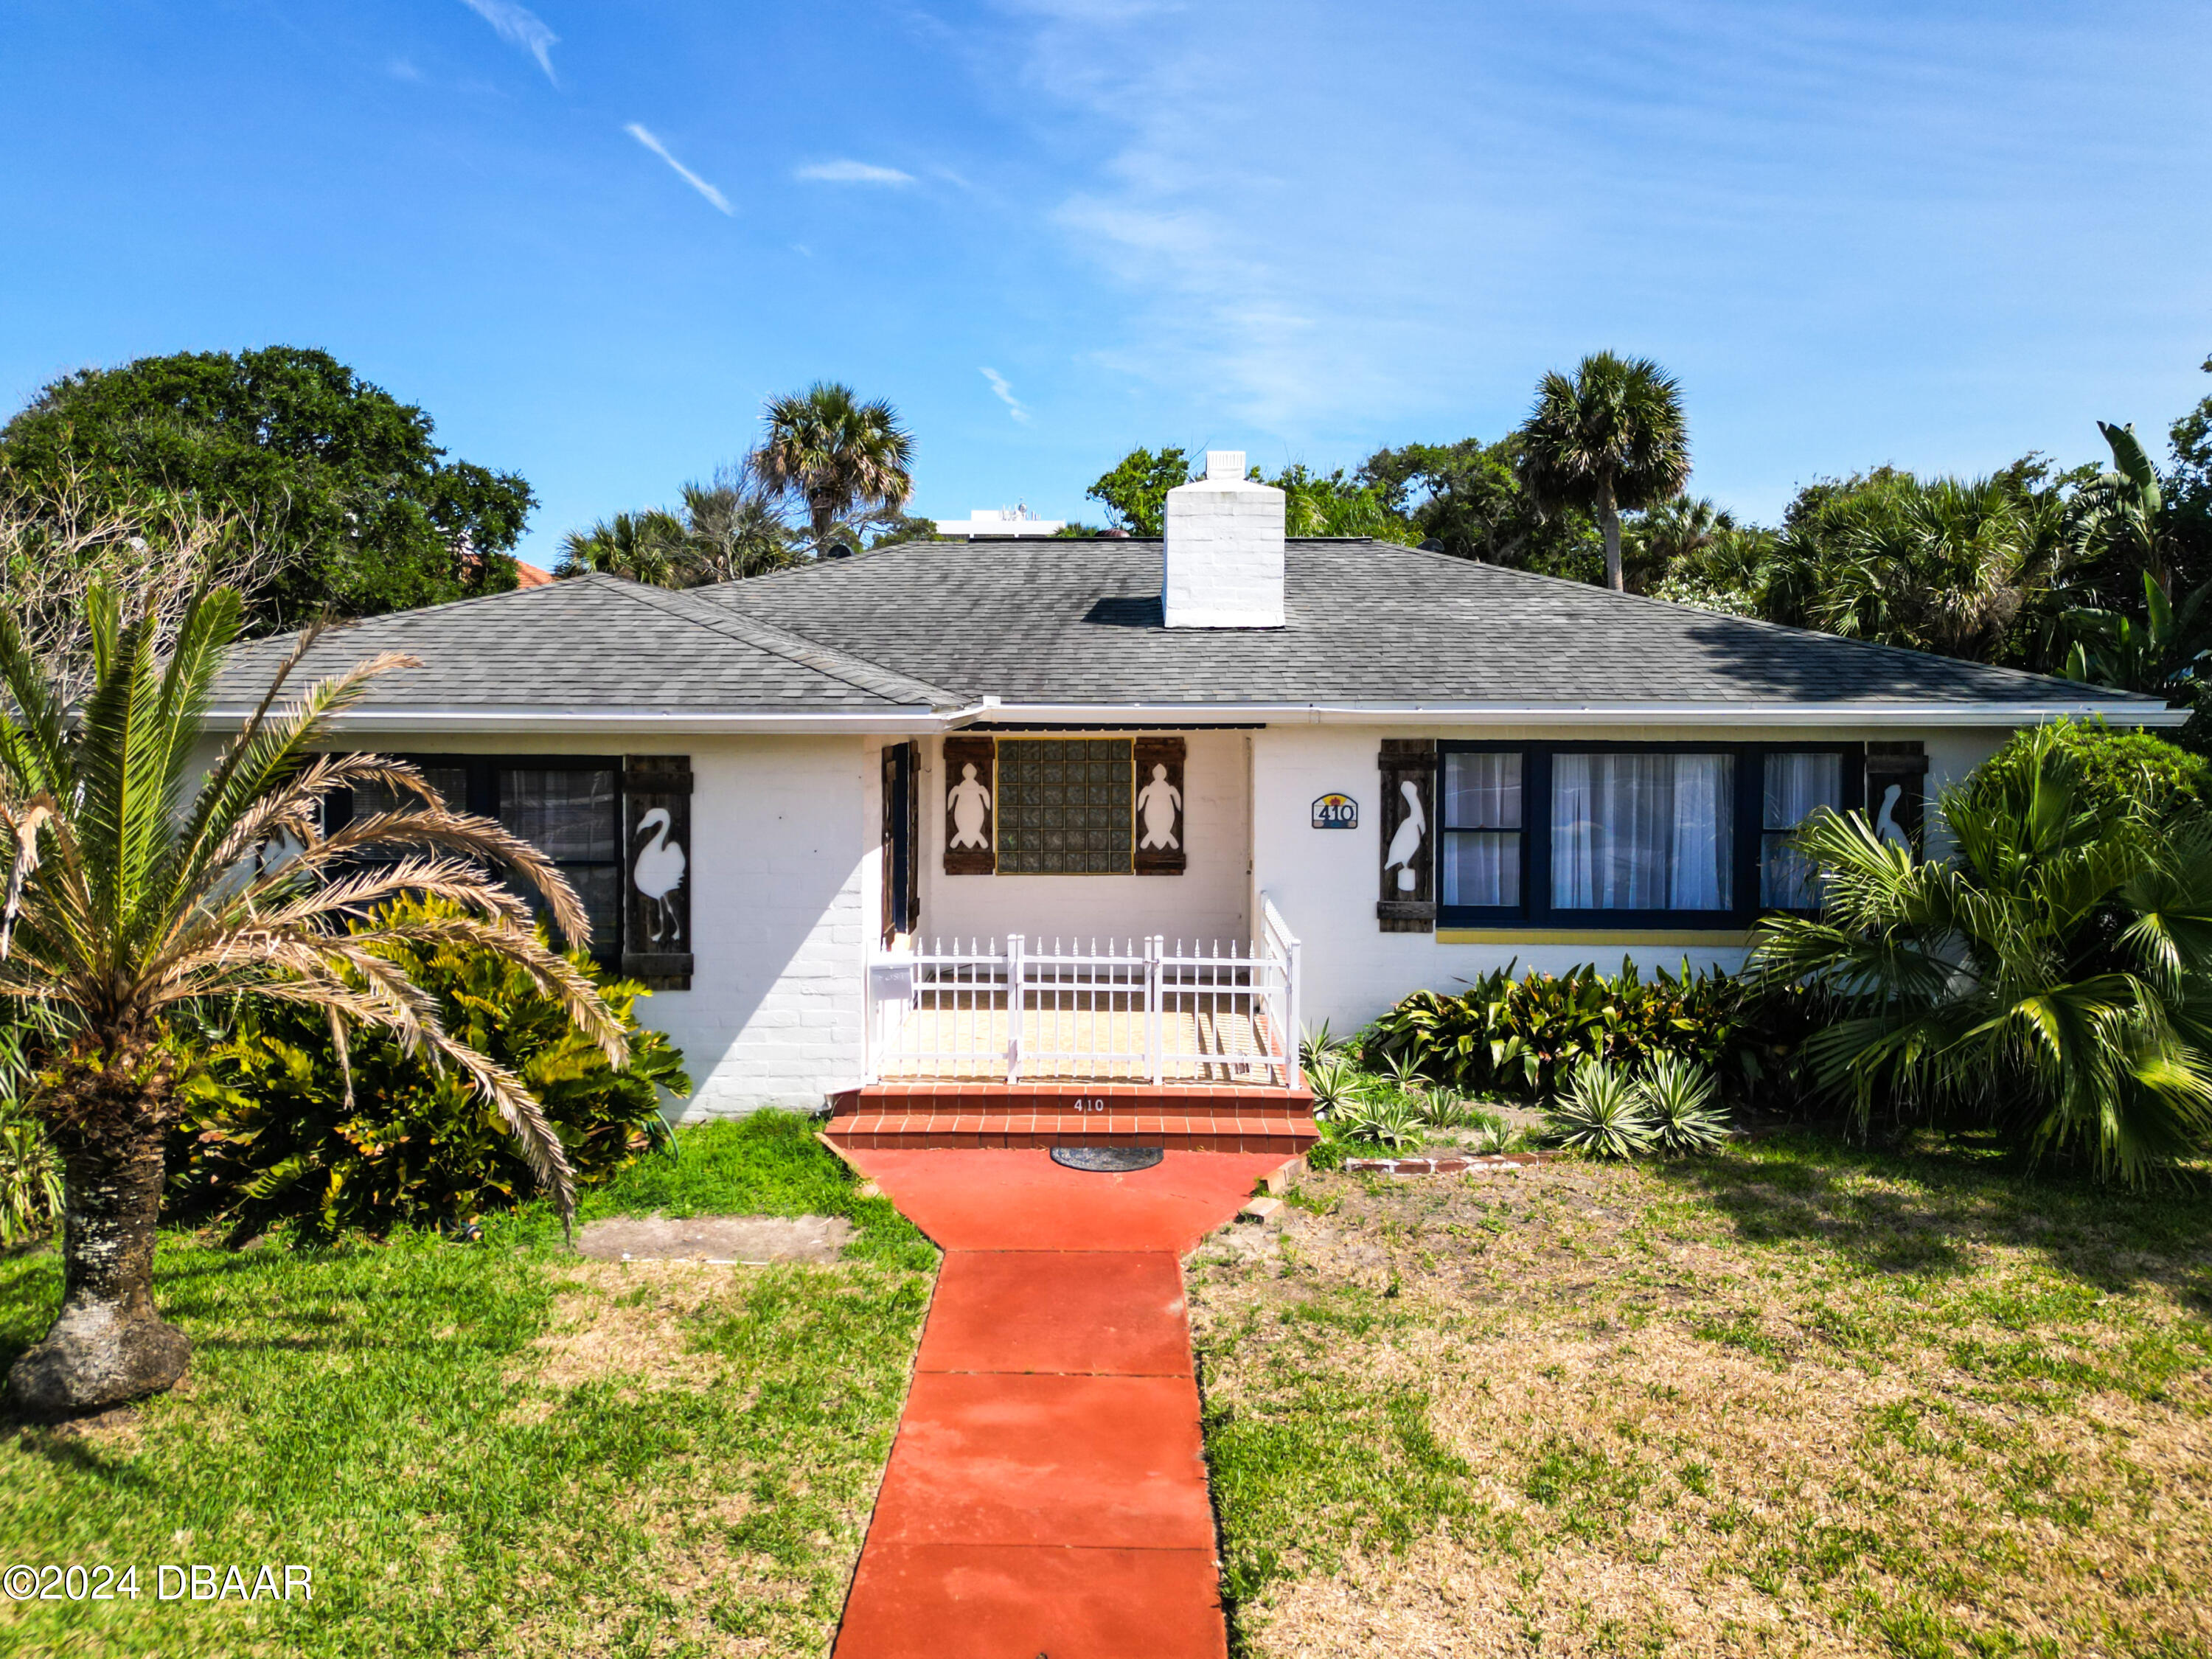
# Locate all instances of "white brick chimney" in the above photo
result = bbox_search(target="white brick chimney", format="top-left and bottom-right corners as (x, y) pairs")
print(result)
(1161, 450), (1285, 628)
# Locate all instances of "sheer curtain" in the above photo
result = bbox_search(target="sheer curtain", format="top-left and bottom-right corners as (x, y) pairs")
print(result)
(1761, 752), (1843, 908)
(1551, 753), (1733, 911)
(1442, 752), (1521, 907)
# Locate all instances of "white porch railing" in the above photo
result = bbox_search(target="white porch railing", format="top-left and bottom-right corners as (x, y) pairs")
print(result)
(866, 896), (1302, 1088)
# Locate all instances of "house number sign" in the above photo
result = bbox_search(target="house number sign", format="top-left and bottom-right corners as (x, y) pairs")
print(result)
(1311, 793), (1358, 830)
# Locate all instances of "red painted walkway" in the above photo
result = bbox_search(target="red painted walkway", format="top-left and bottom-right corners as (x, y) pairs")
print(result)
(832, 1149), (1284, 1659)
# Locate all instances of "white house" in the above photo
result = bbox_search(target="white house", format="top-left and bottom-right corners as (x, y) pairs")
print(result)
(212, 452), (2182, 1150)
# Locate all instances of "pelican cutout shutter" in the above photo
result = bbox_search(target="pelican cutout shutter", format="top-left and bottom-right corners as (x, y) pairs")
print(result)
(623, 757), (693, 990)
(1377, 737), (1436, 932)
(1865, 741), (1929, 854)
(942, 734), (995, 874)
(1133, 735), (1187, 875)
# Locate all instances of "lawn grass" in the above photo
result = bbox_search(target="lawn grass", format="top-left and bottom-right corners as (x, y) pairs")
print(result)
(0, 1111), (935, 1658)
(1189, 1130), (2212, 1658)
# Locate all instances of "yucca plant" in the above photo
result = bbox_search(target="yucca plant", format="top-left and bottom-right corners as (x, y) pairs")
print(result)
(1545, 1060), (1655, 1159)
(1340, 1093), (1425, 1151)
(1751, 726), (2212, 1183)
(1635, 1054), (1730, 1155)
(1298, 1019), (1346, 1071)
(1305, 1055), (1362, 1118)
(0, 583), (625, 1415)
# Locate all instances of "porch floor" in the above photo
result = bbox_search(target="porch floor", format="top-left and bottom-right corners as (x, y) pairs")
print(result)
(876, 1004), (1281, 1085)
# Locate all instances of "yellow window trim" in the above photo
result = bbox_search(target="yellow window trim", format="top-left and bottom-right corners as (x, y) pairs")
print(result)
(1436, 928), (1753, 947)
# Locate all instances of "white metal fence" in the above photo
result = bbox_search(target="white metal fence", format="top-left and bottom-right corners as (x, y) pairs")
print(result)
(866, 897), (1302, 1088)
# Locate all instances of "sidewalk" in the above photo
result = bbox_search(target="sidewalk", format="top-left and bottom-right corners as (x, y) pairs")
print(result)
(830, 1149), (1287, 1659)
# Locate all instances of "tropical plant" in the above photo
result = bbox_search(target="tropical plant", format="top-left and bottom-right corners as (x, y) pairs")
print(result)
(1364, 959), (1810, 1106)
(0, 1099), (62, 1246)
(559, 509), (688, 585)
(1516, 352), (1692, 592)
(1972, 718), (2206, 826)
(173, 898), (688, 1241)
(757, 382), (914, 553)
(1749, 726), (2212, 1183)
(1299, 1019), (1347, 1070)
(2067, 422), (2186, 599)
(1545, 1060), (1655, 1158)
(1634, 1054), (1730, 1155)
(2063, 570), (2211, 698)
(0, 582), (626, 1415)
(560, 459), (801, 588)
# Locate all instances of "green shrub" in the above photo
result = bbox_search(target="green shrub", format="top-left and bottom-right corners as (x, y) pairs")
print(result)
(1544, 1060), (1654, 1158)
(170, 899), (691, 1239)
(1339, 1093), (1425, 1151)
(1972, 717), (2208, 824)
(1364, 959), (1809, 1105)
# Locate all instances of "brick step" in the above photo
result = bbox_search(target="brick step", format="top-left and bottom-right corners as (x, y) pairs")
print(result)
(835, 1082), (1315, 1117)
(824, 1110), (1318, 1154)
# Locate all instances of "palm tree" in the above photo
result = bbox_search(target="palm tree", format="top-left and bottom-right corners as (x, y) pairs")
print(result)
(1749, 727), (2212, 1183)
(1, 584), (623, 1415)
(756, 382), (914, 553)
(1516, 352), (1691, 592)
(558, 461), (800, 588)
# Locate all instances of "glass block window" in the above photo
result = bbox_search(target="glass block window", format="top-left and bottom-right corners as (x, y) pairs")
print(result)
(995, 739), (1133, 874)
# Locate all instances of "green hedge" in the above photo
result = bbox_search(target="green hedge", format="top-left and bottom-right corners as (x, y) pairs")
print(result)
(1360, 959), (1810, 1105)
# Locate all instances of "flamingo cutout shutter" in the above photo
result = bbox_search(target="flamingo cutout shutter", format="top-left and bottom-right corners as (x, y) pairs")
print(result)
(623, 757), (693, 990)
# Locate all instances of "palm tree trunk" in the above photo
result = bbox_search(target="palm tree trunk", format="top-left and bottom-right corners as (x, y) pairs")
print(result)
(7, 1116), (189, 1416)
(1599, 476), (1624, 592)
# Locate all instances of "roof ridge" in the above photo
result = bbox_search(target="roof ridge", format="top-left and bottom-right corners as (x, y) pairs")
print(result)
(607, 580), (968, 709)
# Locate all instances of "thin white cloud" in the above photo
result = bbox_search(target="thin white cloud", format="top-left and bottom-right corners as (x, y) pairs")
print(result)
(387, 57), (425, 83)
(980, 367), (1032, 424)
(795, 159), (917, 186)
(458, 0), (559, 85)
(625, 124), (734, 216)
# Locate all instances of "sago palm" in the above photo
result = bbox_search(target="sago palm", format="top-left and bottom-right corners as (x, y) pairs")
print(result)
(0, 584), (624, 1415)
(1516, 352), (1691, 592)
(1749, 727), (2212, 1183)
(757, 382), (914, 553)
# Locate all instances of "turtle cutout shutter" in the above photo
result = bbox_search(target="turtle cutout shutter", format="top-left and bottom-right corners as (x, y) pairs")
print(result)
(623, 757), (694, 989)
(1133, 735), (1187, 875)
(1377, 738), (1436, 932)
(942, 734), (995, 874)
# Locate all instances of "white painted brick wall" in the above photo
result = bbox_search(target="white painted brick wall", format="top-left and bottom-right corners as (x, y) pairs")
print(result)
(1162, 450), (1286, 629)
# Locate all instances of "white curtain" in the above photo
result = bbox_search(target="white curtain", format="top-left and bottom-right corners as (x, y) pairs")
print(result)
(1761, 752), (1843, 907)
(1443, 752), (1523, 907)
(1551, 753), (1733, 911)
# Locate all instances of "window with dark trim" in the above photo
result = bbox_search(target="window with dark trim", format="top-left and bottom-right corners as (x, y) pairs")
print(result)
(1437, 741), (1863, 929)
(327, 754), (625, 961)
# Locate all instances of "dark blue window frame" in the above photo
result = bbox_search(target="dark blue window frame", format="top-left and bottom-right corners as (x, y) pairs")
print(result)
(1436, 740), (1865, 931)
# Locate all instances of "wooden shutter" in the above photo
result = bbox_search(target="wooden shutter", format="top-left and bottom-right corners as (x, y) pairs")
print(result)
(622, 757), (693, 989)
(1133, 734), (1187, 875)
(942, 734), (995, 874)
(1377, 738), (1436, 932)
(881, 741), (919, 944)
(1865, 742), (1930, 855)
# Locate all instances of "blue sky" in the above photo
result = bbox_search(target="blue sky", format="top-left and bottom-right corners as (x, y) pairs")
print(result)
(2, 1), (2208, 567)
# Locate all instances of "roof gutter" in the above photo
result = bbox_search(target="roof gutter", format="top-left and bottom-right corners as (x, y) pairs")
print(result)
(201, 702), (995, 737)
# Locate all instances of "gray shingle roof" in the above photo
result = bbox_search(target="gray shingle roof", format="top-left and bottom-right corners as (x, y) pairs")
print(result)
(209, 571), (961, 712)
(209, 541), (2163, 717)
(698, 538), (2149, 709)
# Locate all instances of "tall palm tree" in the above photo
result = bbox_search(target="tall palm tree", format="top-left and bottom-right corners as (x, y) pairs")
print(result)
(1749, 727), (2212, 1183)
(1, 584), (622, 1415)
(756, 382), (914, 553)
(1517, 352), (1691, 592)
